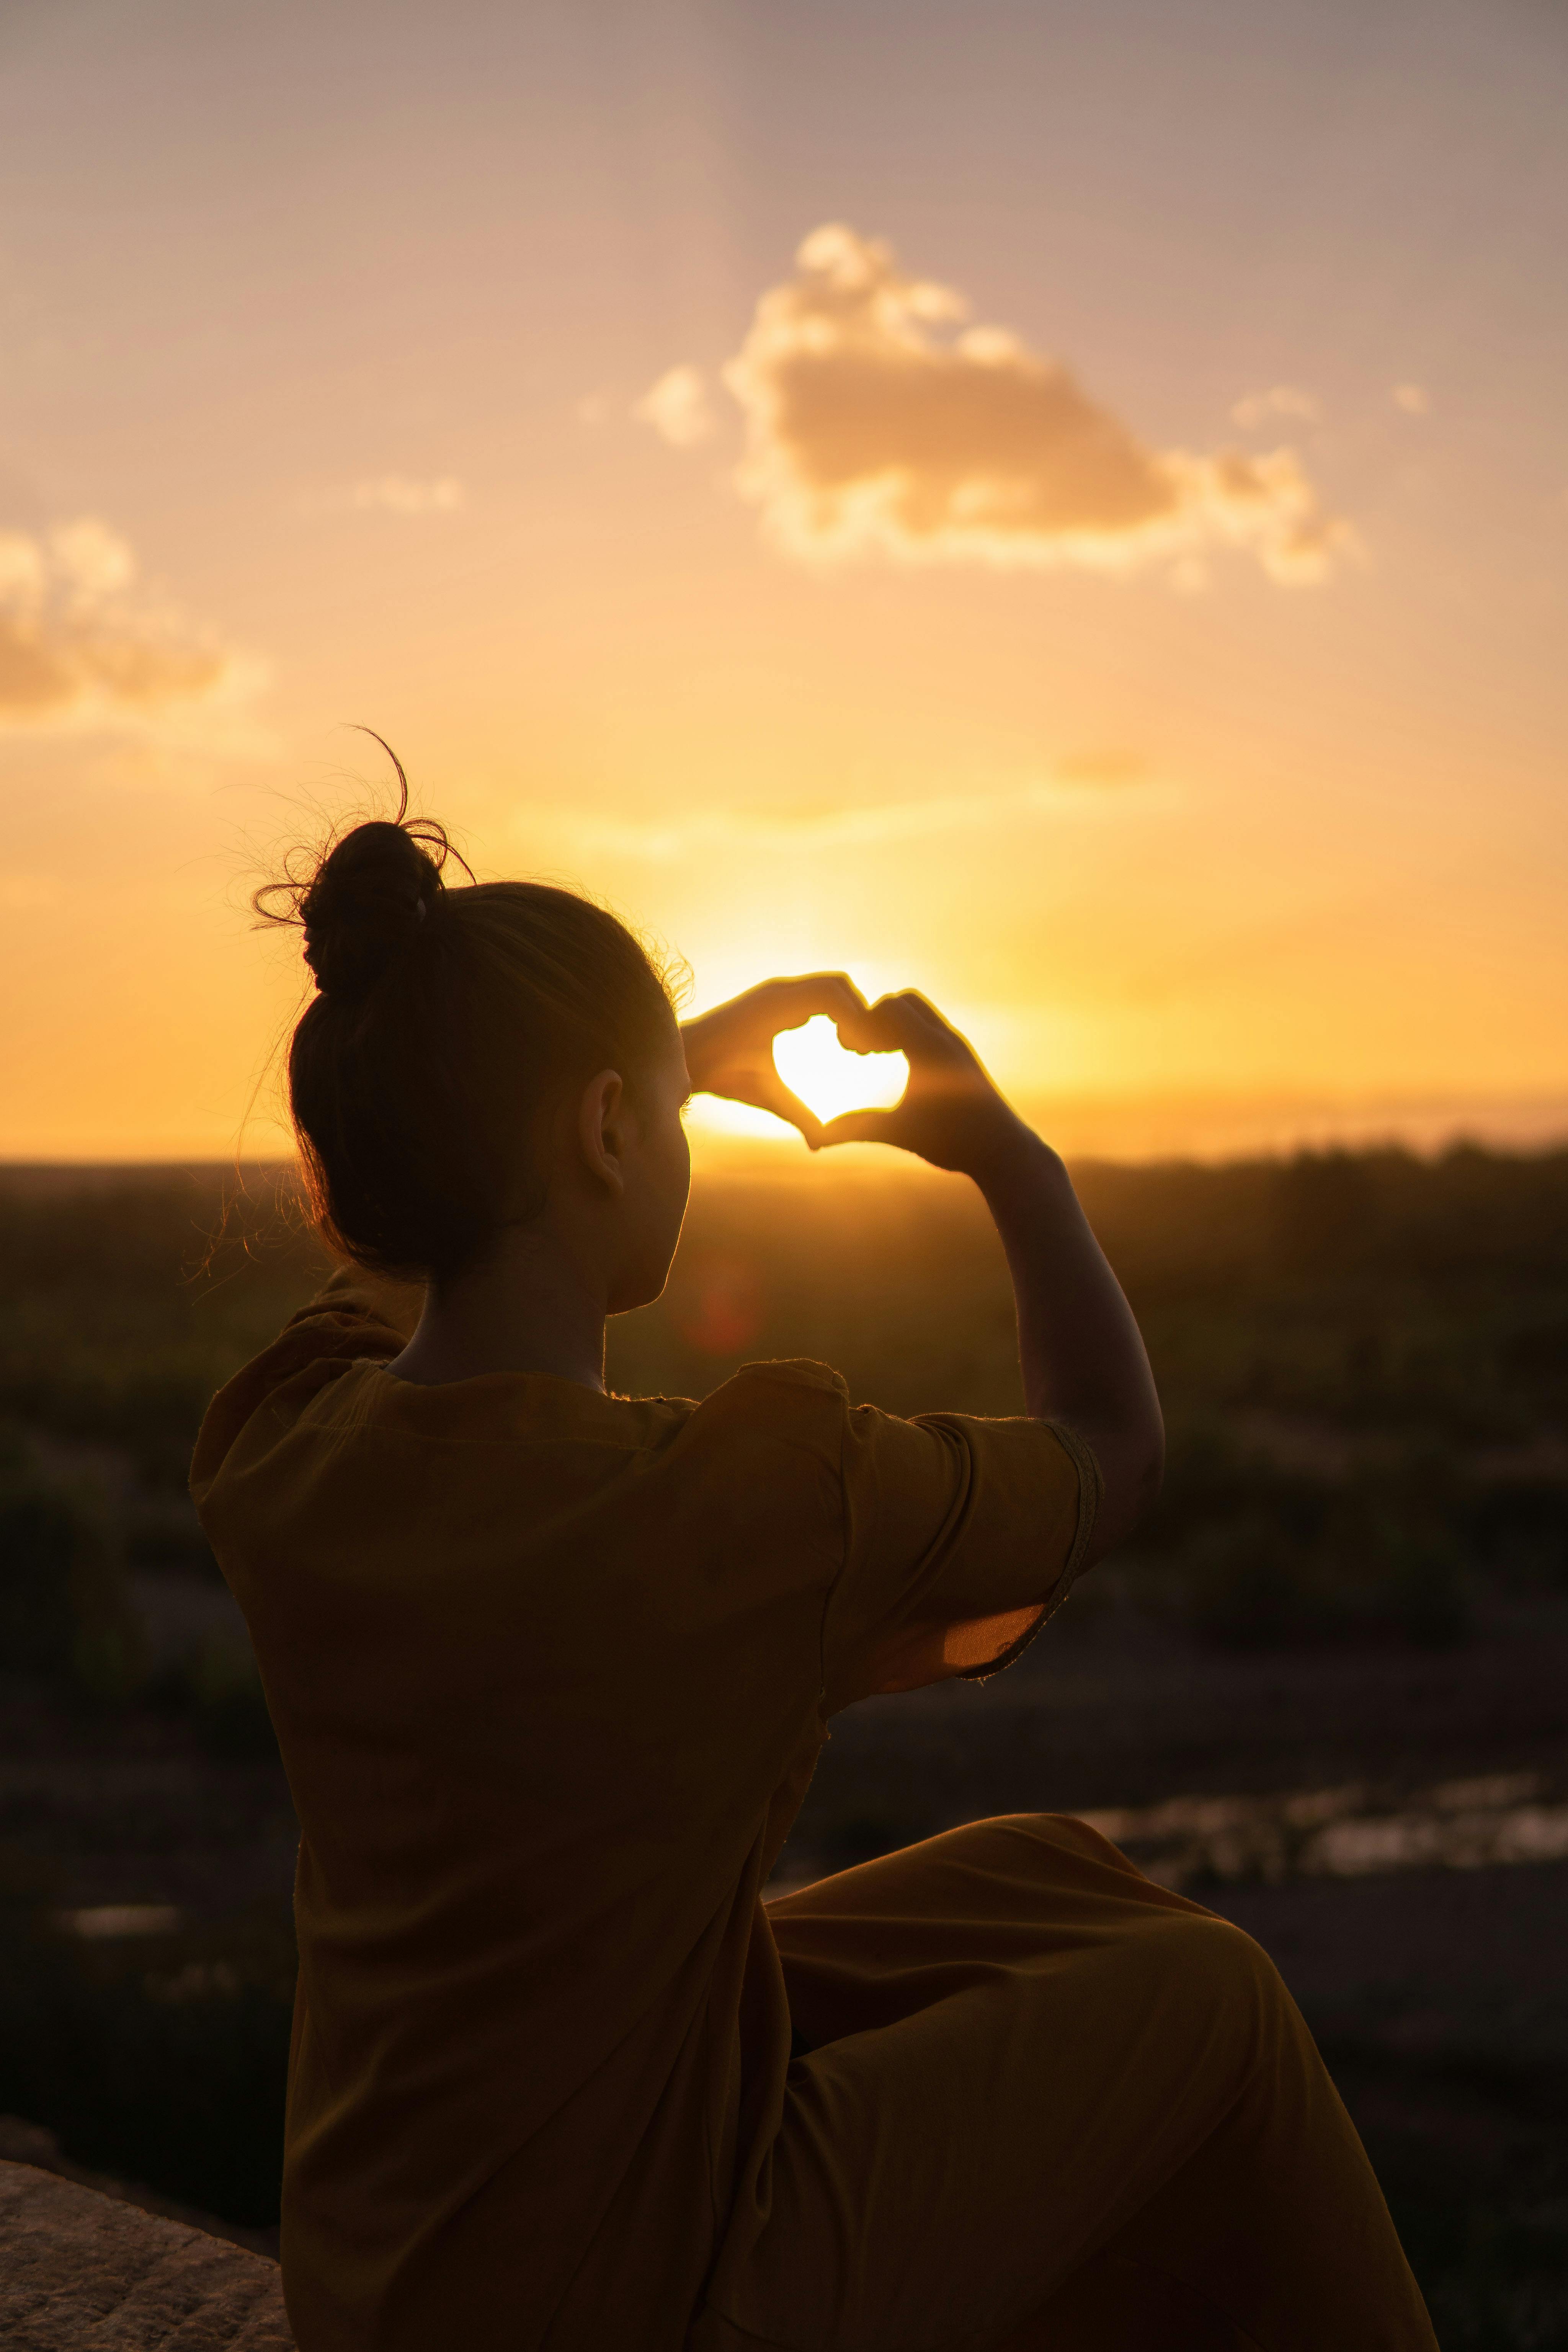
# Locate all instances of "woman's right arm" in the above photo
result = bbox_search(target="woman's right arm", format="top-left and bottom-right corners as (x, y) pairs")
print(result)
(825, 992), (1164, 1565)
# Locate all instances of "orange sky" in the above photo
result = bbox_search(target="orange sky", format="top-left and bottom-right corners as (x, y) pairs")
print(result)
(0, 0), (1564, 1161)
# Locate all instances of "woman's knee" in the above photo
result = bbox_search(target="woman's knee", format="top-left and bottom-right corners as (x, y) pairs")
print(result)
(1145, 1912), (1295, 2053)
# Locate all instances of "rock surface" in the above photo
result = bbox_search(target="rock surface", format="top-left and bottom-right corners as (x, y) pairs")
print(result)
(0, 2117), (278, 2257)
(0, 2159), (292, 2349)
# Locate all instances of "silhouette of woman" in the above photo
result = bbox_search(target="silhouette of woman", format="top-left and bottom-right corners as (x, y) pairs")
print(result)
(193, 764), (1435, 2351)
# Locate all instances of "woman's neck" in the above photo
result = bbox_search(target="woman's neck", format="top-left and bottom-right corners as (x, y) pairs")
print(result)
(385, 1224), (608, 1390)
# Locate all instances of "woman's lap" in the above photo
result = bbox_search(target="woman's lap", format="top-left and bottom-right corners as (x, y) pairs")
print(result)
(691, 1815), (1435, 2352)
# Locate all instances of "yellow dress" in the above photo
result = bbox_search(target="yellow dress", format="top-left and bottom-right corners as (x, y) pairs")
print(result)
(192, 1269), (1434, 2352)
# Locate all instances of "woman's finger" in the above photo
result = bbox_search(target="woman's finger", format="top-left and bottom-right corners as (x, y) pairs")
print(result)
(818, 1107), (902, 1150)
(750, 1071), (827, 1148)
(765, 972), (870, 1032)
(836, 994), (934, 1057)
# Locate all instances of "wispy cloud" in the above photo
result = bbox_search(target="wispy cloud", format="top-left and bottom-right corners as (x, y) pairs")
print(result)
(634, 365), (717, 448)
(1231, 385), (1320, 430)
(341, 474), (466, 514)
(1392, 383), (1430, 416)
(0, 518), (247, 728)
(530, 762), (1170, 865)
(700, 225), (1351, 585)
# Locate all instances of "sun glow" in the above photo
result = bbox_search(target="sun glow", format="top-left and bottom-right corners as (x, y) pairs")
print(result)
(0, 8), (1562, 1165)
(773, 1016), (908, 1124)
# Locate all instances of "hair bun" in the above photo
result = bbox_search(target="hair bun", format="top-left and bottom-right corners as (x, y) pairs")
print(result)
(299, 820), (443, 999)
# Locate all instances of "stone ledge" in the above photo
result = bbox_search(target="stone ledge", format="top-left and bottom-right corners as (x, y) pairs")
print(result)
(0, 2116), (279, 2259)
(0, 2159), (293, 2349)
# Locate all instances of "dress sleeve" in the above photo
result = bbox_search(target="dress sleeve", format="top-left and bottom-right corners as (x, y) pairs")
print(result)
(189, 1260), (424, 1504)
(822, 1403), (1101, 1711)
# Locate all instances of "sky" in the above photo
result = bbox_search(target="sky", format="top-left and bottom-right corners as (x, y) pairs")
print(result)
(0, 0), (1565, 1160)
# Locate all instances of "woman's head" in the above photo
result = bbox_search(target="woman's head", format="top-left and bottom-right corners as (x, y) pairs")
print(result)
(260, 755), (689, 1298)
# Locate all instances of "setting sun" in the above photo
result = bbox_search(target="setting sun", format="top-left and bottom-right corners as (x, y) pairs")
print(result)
(773, 1016), (909, 1125)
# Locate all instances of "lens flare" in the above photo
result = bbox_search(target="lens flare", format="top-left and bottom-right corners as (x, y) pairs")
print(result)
(773, 1015), (908, 1124)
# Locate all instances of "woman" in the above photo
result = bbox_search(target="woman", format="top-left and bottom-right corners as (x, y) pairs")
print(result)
(192, 783), (1435, 2352)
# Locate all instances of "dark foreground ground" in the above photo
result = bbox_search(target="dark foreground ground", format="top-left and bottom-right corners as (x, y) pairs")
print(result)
(3, 1592), (1565, 2348)
(0, 1152), (1565, 2344)
(780, 1594), (1568, 2352)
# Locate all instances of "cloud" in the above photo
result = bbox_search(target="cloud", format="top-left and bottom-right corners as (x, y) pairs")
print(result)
(720, 225), (1351, 584)
(530, 762), (1172, 865)
(1231, 385), (1320, 430)
(0, 518), (243, 727)
(1392, 383), (1430, 416)
(345, 474), (466, 514)
(634, 365), (717, 448)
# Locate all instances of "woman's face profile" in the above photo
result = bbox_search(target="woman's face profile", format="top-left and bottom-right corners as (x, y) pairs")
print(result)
(607, 1006), (693, 1315)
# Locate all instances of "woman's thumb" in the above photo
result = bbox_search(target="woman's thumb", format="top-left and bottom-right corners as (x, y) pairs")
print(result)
(819, 1109), (899, 1150)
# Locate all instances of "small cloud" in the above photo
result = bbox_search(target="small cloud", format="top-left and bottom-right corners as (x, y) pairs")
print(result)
(1168, 555), (1211, 596)
(1231, 385), (1320, 430)
(634, 365), (717, 449)
(346, 474), (466, 515)
(721, 225), (1352, 585)
(48, 516), (137, 601)
(0, 518), (245, 729)
(1392, 383), (1430, 416)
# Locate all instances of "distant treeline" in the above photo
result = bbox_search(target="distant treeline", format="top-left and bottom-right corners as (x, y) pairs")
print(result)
(0, 1165), (326, 1492)
(0, 1146), (1563, 1664)
(0, 1143), (1563, 1472)
(1078, 1144), (1568, 1297)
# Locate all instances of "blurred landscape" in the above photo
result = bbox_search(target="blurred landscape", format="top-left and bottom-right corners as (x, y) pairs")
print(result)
(1, 1147), (1565, 2345)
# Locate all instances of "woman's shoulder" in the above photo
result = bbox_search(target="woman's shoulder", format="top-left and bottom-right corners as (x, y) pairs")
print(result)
(667, 1357), (852, 1459)
(189, 1265), (419, 1501)
(615, 1359), (845, 1407)
(191, 1267), (859, 1512)
(722, 1356), (850, 1401)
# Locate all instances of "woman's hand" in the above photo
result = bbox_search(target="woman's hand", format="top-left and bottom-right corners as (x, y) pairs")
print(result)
(681, 973), (870, 1148)
(823, 992), (1032, 1182)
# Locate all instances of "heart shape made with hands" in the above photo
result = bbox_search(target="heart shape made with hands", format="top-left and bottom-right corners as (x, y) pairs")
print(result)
(772, 1015), (908, 1125)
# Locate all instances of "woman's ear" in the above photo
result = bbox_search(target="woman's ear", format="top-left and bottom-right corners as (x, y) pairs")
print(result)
(575, 1068), (627, 1196)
